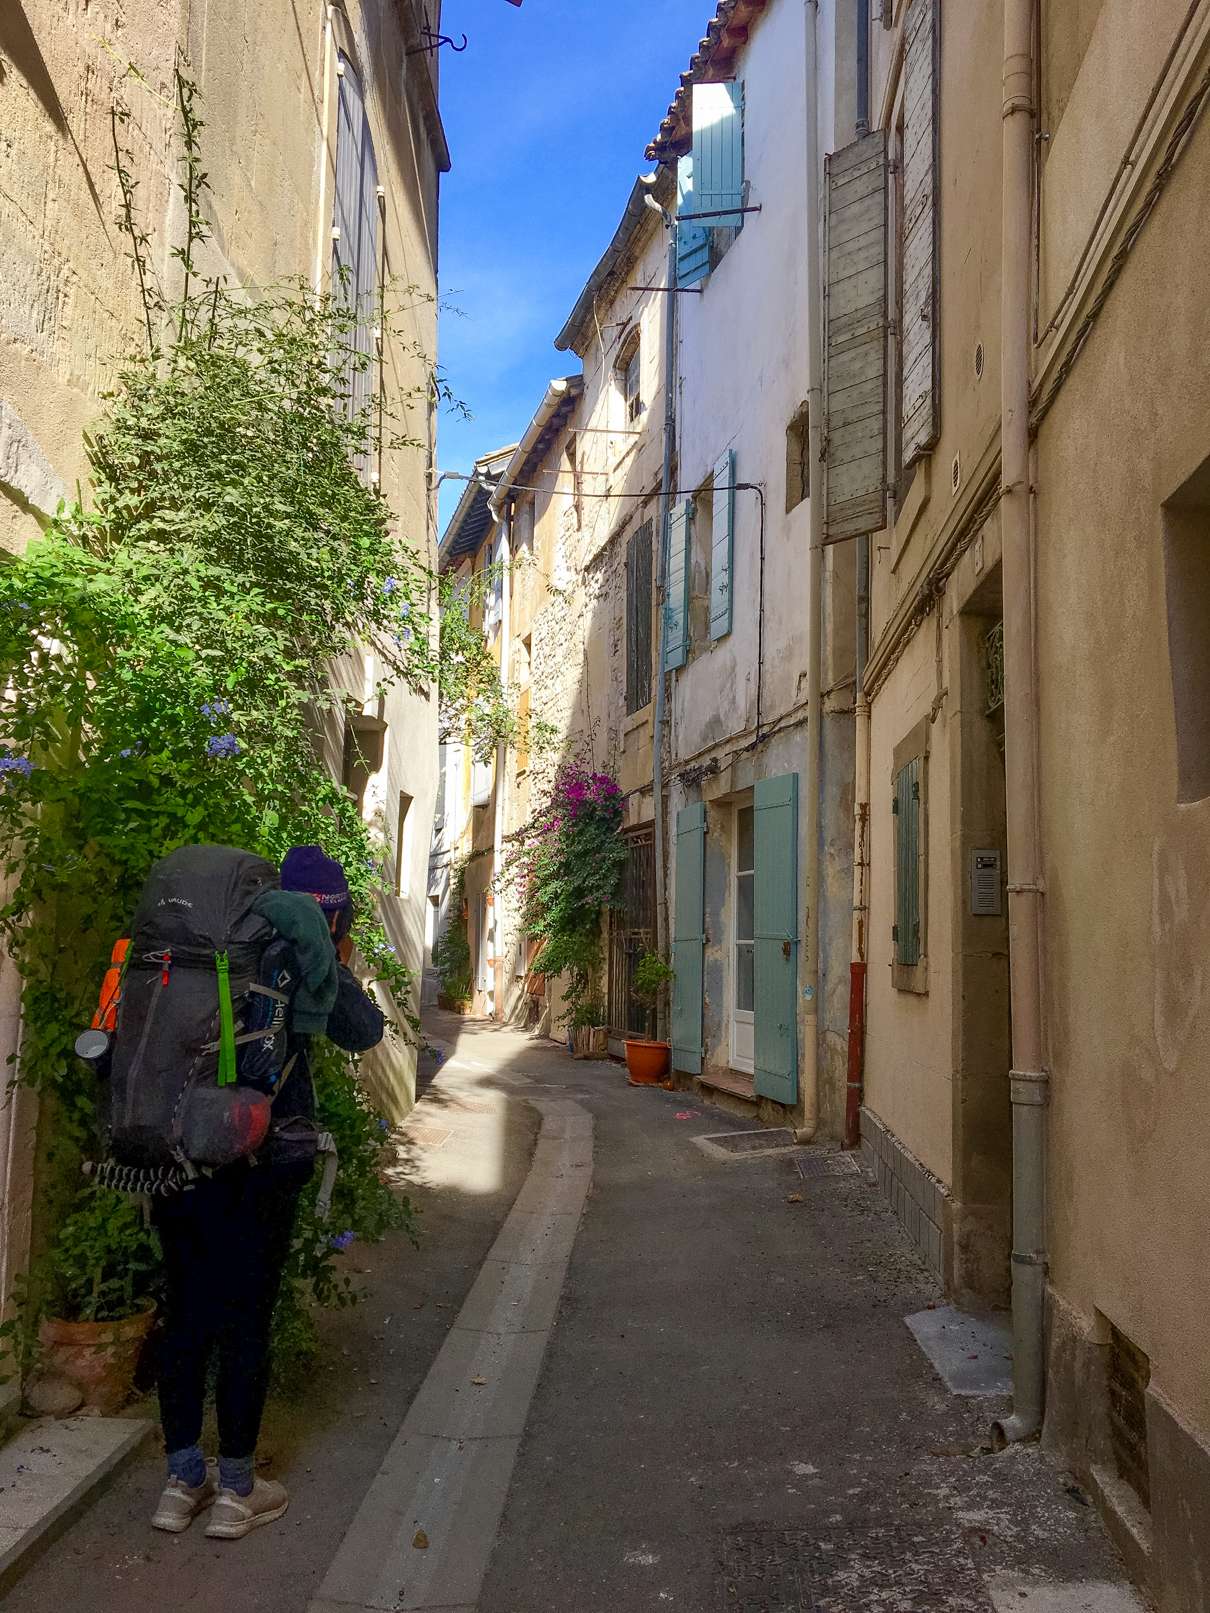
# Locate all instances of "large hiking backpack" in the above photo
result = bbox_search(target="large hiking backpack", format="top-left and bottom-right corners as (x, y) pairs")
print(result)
(107, 845), (289, 1173)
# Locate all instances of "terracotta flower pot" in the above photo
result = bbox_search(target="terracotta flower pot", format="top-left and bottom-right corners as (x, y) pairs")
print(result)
(38, 1306), (155, 1415)
(624, 1038), (671, 1086)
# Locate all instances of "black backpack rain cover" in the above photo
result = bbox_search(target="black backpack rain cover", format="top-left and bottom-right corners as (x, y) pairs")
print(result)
(107, 845), (280, 1168)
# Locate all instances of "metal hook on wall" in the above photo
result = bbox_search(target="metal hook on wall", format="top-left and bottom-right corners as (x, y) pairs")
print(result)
(406, 30), (469, 57)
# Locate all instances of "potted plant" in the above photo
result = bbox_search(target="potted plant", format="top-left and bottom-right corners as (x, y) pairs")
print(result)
(8, 1185), (161, 1415)
(569, 994), (608, 1059)
(625, 951), (674, 1085)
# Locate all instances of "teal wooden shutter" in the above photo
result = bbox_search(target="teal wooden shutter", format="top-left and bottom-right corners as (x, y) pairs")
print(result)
(754, 773), (798, 1105)
(893, 757), (921, 964)
(676, 154), (711, 288)
(663, 497), (692, 671)
(692, 81), (745, 229)
(710, 448), (735, 641)
(671, 803), (706, 1075)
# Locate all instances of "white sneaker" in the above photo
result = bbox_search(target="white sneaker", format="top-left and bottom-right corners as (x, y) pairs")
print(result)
(151, 1466), (218, 1533)
(203, 1476), (289, 1539)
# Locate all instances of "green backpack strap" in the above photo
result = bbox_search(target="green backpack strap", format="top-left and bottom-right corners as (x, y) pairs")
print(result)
(215, 951), (238, 1087)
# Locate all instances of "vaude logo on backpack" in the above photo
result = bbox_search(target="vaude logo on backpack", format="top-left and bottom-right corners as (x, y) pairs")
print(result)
(107, 845), (286, 1172)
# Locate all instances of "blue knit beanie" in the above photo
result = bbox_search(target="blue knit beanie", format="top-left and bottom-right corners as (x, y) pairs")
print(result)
(281, 845), (351, 911)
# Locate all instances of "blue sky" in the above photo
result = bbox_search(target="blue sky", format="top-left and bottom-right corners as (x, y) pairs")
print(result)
(435, 0), (710, 526)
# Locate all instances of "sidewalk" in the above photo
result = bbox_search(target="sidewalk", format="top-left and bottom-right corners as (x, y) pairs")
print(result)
(2, 1012), (1144, 1611)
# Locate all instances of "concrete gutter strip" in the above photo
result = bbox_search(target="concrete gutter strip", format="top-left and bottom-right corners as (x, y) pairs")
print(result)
(0, 1415), (154, 1591)
(308, 1095), (592, 1613)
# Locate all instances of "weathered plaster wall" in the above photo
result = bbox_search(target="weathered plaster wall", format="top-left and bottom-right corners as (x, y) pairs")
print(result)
(864, 618), (954, 1185)
(1036, 28), (1210, 1467)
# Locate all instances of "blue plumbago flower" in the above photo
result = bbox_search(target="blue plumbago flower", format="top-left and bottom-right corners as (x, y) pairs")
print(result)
(0, 755), (33, 778)
(393, 629), (414, 649)
(377, 1118), (390, 1135)
(330, 1229), (356, 1252)
(434, 1049), (446, 1067)
(382, 576), (400, 595)
(119, 749), (134, 759)
(206, 733), (241, 759)
(398, 599), (411, 619)
(201, 699), (232, 722)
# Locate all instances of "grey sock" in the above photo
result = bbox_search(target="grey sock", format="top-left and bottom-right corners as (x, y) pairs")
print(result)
(167, 1443), (206, 1488)
(219, 1454), (256, 1497)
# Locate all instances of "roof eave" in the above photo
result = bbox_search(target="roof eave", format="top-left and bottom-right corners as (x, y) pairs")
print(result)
(644, 0), (769, 163)
(489, 378), (585, 520)
(554, 171), (673, 354)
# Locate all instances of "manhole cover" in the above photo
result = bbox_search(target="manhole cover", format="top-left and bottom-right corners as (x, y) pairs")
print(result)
(700, 1128), (798, 1157)
(719, 1525), (816, 1611)
(793, 1149), (861, 1181)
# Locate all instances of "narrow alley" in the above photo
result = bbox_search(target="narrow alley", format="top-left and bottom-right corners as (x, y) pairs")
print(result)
(3, 1014), (1140, 1612)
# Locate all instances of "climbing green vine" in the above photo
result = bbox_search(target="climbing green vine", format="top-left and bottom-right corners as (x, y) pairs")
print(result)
(0, 67), (460, 1364)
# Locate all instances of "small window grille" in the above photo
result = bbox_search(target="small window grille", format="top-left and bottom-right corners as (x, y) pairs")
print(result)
(985, 620), (1005, 715)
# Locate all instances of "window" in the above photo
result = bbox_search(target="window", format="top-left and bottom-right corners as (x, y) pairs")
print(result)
(625, 521), (653, 713)
(618, 332), (642, 424)
(332, 53), (380, 465)
(689, 475), (714, 651)
(1163, 456), (1210, 801)
(734, 808), (755, 1010)
(786, 403), (810, 513)
(564, 437), (583, 528)
(394, 791), (413, 897)
(514, 499), (534, 557)
(675, 81), (746, 287)
(892, 722), (929, 992)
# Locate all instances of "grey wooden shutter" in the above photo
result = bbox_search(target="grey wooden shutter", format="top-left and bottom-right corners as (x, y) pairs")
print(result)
(823, 131), (889, 543)
(671, 803), (706, 1075)
(333, 54), (378, 453)
(663, 498), (692, 671)
(753, 773), (798, 1105)
(900, 0), (939, 463)
(709, 448), (735, 641)
(626, 520), (653, 713)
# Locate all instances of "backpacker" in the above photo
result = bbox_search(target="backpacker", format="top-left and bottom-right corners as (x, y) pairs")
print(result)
(106, 845), (288, 1173)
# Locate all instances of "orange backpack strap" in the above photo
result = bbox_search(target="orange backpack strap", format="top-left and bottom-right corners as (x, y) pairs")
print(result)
(92, 938), (131, 1032)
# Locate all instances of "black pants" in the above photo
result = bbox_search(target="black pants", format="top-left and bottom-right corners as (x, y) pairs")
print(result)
(152, 1164), (304, 1458)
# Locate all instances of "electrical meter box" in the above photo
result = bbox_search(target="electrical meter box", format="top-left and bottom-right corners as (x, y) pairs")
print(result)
(970, 850), (1002, 916)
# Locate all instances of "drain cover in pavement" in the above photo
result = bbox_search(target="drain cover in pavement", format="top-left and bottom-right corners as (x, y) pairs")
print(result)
(719, 1526), (816, 1611)
(793, 1149), (861, 1181)
(699, 1128), (798, 1157)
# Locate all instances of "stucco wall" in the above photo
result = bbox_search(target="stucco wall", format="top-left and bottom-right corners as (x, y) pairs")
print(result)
(1035, 49), (1210, 1441)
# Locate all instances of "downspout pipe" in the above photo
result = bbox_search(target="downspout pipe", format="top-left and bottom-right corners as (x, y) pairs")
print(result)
(801, 0), (824, 1140)
(491, 500), (512, 1025)
(844, 0), (873, 1150)
(652, 222), (679, 1039)
(844, 535), (870, 1148)
(992, 0), (1048, 1449)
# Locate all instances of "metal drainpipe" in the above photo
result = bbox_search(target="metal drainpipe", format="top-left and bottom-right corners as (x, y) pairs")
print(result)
(491, 500), (513, 1026)
(992, 0), (1048, 1449)
(844, 535), (870, 1148)
(844, 0), (873, 1151)
(801, 0), (824, 1140)
(651, 227), (678, 1041)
